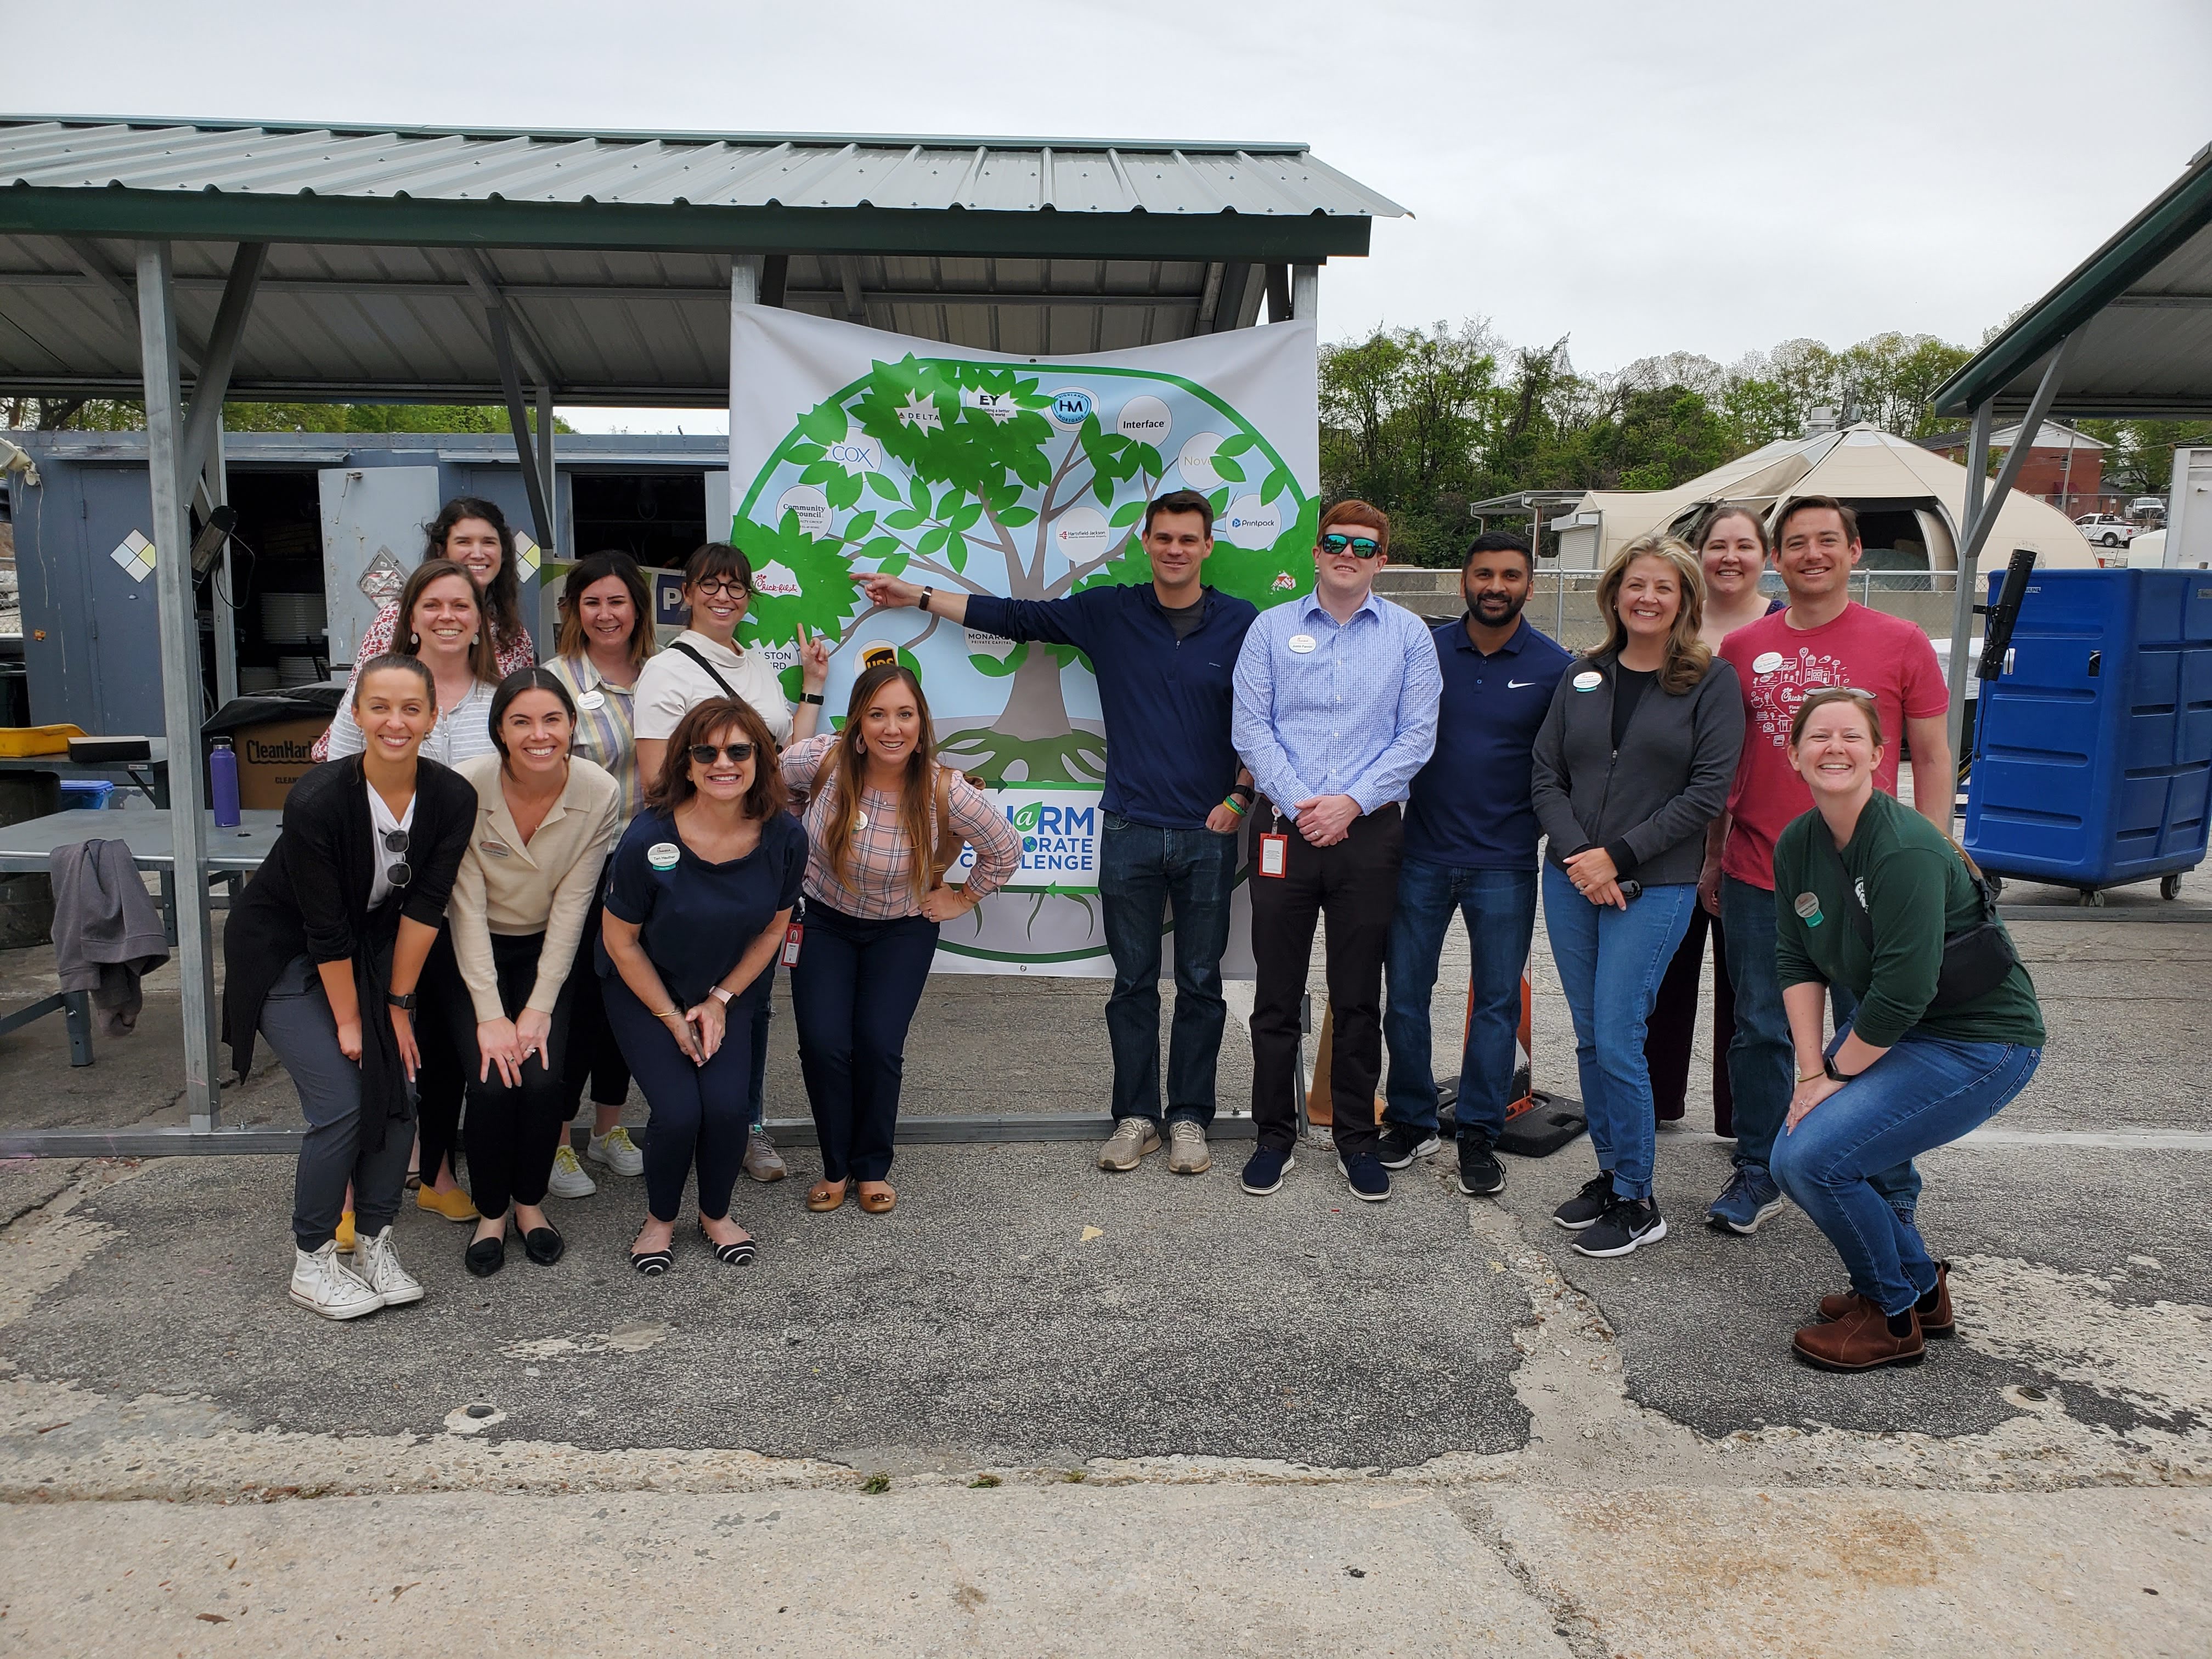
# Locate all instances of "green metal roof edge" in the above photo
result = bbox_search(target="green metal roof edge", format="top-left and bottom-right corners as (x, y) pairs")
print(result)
(0, 185), (1375, 261)
(1932, 149), (2212, 415)
(0, 113), (1318, 156)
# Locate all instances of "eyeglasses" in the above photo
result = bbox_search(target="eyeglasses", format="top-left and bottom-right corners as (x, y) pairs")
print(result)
(692, 577), (749, 599)
(382, 827), (413, 889)
(1319, 533), (1383, 558)
(689, 742), (756, 766)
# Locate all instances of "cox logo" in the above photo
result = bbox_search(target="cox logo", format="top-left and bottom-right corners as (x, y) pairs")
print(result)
(827, 440), (880, 467)
(1051, 390), (1094, 425)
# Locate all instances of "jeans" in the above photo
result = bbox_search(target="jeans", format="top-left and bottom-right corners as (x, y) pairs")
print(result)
(1542, 866), (1696, 1202)
(1643, 902), (1737, 1133)
(1773, 1024), (2041, 1314)
(1722, 876), (1922, 1217)
(603, 967), (762, 1223)
(1382, 860), (1537, 1144)
(1098, 816), (1238, 1126)
(791, 904), (939, 1183)
(1249, 802), (1402, 1158)
(261, 955), (414, 1251)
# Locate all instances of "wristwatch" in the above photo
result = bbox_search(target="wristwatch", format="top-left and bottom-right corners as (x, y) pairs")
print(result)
(1230, 783), (1256, 804)
(385, 990), (418, 1011)
(709, 985), (733, 1007)
(800, 692), (826, 706)
(918, 586), (936, 614)
(1823, 1055), (1858, 1084)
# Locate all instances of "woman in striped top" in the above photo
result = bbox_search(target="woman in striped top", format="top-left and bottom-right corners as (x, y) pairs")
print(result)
(781, 663), (1022, 1214)
(542, 552), (656, 1195)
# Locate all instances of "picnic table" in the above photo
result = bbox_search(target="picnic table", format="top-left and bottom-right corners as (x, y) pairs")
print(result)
(0, 738), (173, 808)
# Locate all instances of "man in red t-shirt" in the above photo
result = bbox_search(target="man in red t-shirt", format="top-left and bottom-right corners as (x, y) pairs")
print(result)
(1701, 495), (1954, 1235)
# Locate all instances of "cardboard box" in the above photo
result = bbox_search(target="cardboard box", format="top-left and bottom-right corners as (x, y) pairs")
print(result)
(231, 716), (329, 809)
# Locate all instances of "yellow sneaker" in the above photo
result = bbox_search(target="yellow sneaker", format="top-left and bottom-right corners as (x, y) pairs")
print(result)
(416, 1183), (480, 1223)
(335, 1209), (357, 1252)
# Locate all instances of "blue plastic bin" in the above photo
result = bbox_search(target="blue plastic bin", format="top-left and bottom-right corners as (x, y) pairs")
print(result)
(1963, 567), (2212, 894)
(57, 779), (116, 811)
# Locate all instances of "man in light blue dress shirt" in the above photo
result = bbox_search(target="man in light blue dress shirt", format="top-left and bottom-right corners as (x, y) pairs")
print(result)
(1231, 500), (1443, 1203)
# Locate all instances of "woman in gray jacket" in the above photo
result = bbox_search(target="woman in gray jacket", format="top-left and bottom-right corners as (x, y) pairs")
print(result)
(1531, 534), (1744, 1259)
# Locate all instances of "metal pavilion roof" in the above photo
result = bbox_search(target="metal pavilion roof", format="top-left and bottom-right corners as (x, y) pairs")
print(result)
(0, 116), (1406, 407)
(1933, 142), (2212, 420)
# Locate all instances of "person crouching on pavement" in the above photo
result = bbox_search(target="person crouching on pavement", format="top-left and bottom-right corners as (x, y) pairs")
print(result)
(223, 654), (476, 1320)
(1769, 687), (2044, 1371)
(1530, 535), (1744, 1259)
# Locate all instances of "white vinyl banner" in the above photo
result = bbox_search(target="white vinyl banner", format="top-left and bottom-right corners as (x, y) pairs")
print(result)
(729, 306), (1319, 975)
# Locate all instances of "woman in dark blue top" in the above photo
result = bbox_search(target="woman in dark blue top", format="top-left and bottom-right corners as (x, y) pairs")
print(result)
(600, 697), (805, 1275)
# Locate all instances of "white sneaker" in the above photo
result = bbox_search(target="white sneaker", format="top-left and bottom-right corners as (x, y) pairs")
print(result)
(546, 1143), (598, 1199)
(290, 1240), (382, 1321)
(351, 1225), (425, 1307)
(1167, 1119), (1212, 1175)
(586, 1126), (645, 1176)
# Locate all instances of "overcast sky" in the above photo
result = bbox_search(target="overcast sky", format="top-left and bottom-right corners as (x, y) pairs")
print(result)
(15, 1), (2212, 432)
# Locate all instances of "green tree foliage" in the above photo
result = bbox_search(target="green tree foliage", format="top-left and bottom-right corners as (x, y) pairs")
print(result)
(1317, 322), (1499, 567)
(2074, 419), (2212, 494)
(3, 398), (571, 435)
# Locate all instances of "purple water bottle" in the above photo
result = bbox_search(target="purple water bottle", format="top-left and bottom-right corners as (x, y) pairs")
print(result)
(210, 737), (241, 827)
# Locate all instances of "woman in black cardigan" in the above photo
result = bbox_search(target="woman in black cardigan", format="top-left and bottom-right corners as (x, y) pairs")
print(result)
(224, 654), (476, 1321)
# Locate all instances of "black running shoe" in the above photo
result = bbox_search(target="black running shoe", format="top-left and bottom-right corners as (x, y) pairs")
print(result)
(1456, 1137), (1505, 1197)
(1375, 1124), (1441, 1170)
(1572, 1197), (1668, 1259)
(1552, 1172), (1615, 1232)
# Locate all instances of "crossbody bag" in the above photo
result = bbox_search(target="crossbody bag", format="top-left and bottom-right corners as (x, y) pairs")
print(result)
(1820, 828), (2018, 1010)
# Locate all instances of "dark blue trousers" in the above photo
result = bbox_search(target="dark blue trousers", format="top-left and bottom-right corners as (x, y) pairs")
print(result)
(791, 904), (939, 1183)
(603, 968), (761, 1223)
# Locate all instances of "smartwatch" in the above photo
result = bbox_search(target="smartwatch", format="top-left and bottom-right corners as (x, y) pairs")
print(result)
(709, 985), (733, 1007)
(918, 587), (936, 614)
(385, 990), (418, 1012)
(800, 692), (826, 706)
(1823, 1055), (1858, 1084)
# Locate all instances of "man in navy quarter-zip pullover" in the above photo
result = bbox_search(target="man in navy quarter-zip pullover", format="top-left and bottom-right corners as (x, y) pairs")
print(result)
(858, 490), (1258, 1178)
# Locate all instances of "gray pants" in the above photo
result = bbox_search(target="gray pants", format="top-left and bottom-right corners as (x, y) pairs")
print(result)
(260, 955), (413, 1251)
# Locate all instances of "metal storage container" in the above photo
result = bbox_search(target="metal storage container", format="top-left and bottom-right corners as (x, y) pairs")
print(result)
(1963, 567), (2212, 899)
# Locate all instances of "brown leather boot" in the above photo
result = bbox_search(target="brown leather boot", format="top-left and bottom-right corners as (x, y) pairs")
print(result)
(1793, 1299), (1925, 1370)
(1817, 1261), (1953, 1335)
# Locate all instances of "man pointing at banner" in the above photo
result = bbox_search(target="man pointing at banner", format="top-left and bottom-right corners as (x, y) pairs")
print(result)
(857, 489), (1258, 1177)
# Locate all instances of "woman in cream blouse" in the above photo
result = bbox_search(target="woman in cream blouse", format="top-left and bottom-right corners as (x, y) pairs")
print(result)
(442, 668), (622, 1277)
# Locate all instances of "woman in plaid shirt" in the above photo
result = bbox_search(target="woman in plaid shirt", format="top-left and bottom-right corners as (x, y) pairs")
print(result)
(781, 663), (1022, 1214)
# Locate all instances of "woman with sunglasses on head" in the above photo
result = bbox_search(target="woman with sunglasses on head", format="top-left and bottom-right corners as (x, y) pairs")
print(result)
(540, 551), (657, 1199)
(600, 698), (806, 1275)
(781, 663), (1022, 1215)
(1769, 687), (2042, 1370)
(442, 669), (622, 1277)
(224, 654), (477, 1319)
(631, 541), (830, 1186)
(1531, 534), (1744, 1260)
(324, 557), (506, 1226)
(313, 498), (537, 763)
(1646, 505), (1784, 1136)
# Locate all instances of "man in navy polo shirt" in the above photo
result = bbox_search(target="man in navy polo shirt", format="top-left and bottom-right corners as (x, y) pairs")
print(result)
(1380, 530), (1573, 1198)
(857, 489), (1258, 1178)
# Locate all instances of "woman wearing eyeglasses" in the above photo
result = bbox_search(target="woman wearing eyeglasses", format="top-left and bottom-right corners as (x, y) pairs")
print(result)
(223, 654), (477, 1320)
(1769, 687), (2042, 1370)
(600, 698), (806, 1275)
(441, 669), (622, 1277)
(631, 541), (829, 1187)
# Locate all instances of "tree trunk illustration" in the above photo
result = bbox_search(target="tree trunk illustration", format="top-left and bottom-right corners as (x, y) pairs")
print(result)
(992, 645), (1071, 741)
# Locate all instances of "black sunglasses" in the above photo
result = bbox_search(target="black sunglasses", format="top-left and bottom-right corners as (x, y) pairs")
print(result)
(1319, 533), (1383, 558)
(382, 827), (413, 889)
(689, 741), (757, 766)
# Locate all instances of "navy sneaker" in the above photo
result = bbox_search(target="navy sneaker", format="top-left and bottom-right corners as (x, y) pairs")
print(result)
(1240, 1146), (1296, 1196)
(1552, 1172), (1616, 1232)
(1337, 1154), (1391, 1203)
(1375, 1124), (1441, 1170)
(1456, 1137), (1505, 1197)
(1572, 1196), (1667, 1259)
(1707, 1165), (1786, 1235)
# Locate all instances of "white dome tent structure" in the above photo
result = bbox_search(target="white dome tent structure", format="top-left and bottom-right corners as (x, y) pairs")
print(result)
(1545, 422), (2097, 577)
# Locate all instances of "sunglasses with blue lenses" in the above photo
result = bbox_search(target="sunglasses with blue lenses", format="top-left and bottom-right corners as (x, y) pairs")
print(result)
(1319, 533), (1383, 558)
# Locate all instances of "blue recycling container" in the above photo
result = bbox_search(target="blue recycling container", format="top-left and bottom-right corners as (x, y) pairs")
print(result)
(1963, 567), (2212, 892)
(57, 779), (116, 811)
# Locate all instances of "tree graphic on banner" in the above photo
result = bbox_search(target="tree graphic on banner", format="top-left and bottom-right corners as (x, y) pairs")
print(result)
(735, 355), (1316, 784)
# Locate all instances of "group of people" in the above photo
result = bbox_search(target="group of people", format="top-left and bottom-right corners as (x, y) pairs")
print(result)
(866, 486), (2042, 1374)
(224, 498), (1020, 1323)
(228, 481), (2044, 1374)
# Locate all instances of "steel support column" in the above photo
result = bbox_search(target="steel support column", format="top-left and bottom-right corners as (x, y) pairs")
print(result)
(535, 381), (558, 560)
(135, 240), (221, 1129)
(487, 302), (556, 556)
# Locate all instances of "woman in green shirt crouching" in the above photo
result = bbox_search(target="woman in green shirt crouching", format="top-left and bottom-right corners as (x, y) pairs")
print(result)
(1770, 686), (2045, 1373)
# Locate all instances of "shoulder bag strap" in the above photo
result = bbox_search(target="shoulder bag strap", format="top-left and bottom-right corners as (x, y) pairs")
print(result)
(929, 765), (961, 884)
(667, 639), (741, 702)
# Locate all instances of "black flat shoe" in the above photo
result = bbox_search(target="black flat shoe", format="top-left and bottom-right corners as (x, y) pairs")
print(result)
(464, 1234), (506, 1278)
(522, 1226), (565, 1266)
(630, 1247), (672, 1277)
(698, 1220), (757, 1266)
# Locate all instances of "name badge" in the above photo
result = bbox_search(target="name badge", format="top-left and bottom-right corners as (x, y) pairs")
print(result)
(647, 842), (681, 871)
(479, 839), (511, 858)
(576, 689), (606, 712)
(1258, 832), (1289, 878)
(781, 921), (804, 966)
(1753, 650), (1785, 675)
(1287, 634), (1317, 655)
(1794, 891), (1824, 927)
(1572, 669), (1603, 692)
